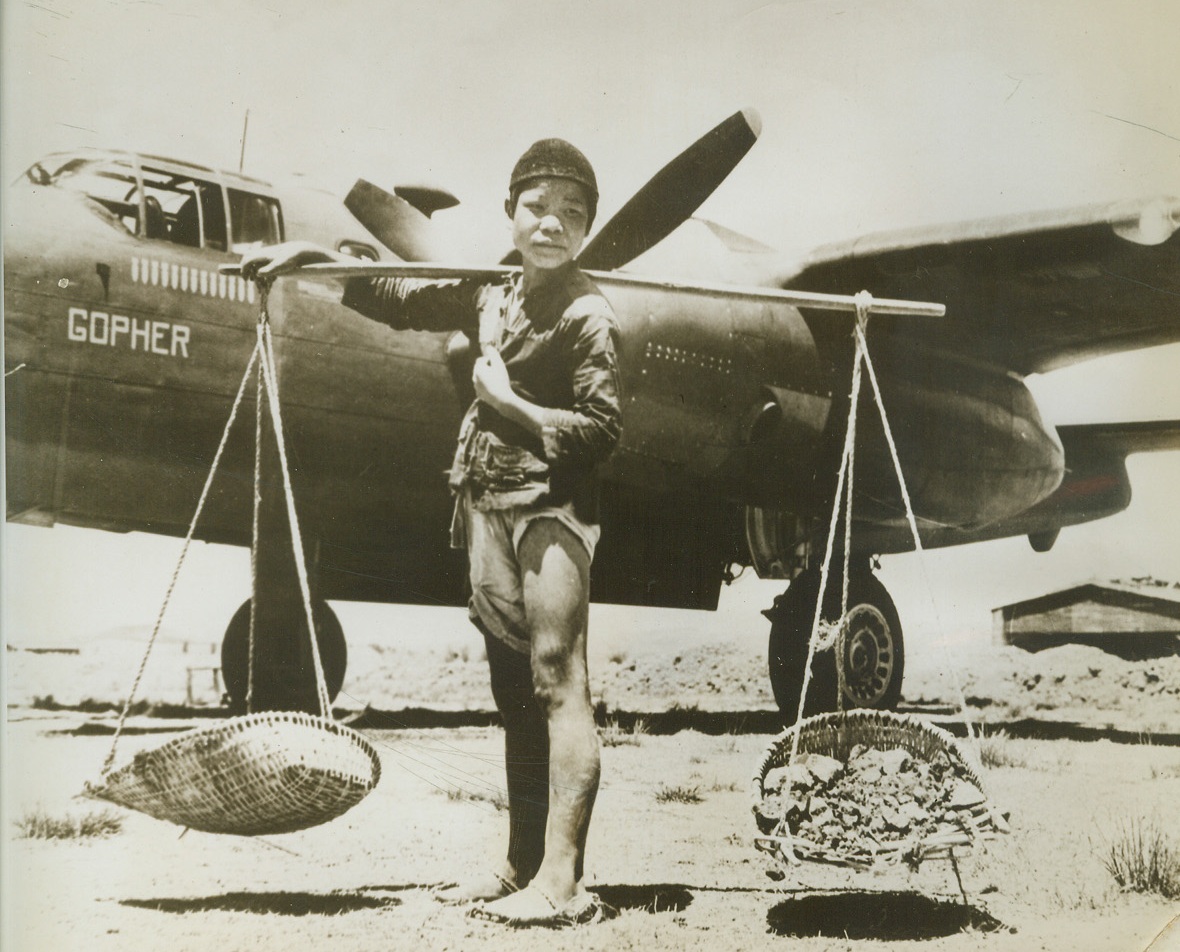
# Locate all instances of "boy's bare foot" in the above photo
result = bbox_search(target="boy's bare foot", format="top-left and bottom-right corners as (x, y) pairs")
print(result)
(433, 869), (518, 905)
(470, 883), (598, 927)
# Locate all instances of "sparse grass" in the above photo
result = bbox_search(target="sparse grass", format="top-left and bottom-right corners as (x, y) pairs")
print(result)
(1102, 819), (1180, 900)
(977, 730), (1073, 773)
(668, 702), (700, 715)
(1032, 748), (1074, 773)
(1002, 702), (1029, 720)
(600, 716), (648, 747)
(14, 806), (124, 840)
(1047, 885), (1104, 912)
(1149, 761), (1180, 781)
(654, 783), (703, 805)
(979, 730), (1028, 769)
(442, 645), (471, 664)
(444, 786), (509, 812)
(608, 650), (629, 665)
(662, 702), (702, 733)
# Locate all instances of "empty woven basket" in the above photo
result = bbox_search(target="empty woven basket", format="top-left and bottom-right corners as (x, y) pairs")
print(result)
(86, 711), (381, 836)
(752, 709), (1007, 870)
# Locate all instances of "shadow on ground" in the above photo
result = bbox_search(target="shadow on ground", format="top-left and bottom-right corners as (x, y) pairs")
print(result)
(41, 704), (1180, 746)
(349, 707), (1180, 745)
(592, 884), (694, 918)
(120, 889), (405, 916)
(766, 890), (1007, 940)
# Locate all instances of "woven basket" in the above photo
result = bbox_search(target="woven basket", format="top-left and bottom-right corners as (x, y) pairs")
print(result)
(752, 710), (1006, 870)
(85, 712), (381, 836)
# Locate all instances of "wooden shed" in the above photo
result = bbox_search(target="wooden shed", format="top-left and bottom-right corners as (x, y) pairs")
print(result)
(993, 577), (1180, 658)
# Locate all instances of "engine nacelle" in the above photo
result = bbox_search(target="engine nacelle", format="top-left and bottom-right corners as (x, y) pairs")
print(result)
(596, 275), (833, 507)
(743, 342), (1070, 568)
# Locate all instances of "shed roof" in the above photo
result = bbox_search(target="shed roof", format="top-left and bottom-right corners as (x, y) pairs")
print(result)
(994, 577), (1180, 619)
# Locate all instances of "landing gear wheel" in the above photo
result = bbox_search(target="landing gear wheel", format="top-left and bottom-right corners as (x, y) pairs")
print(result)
(220, 599), (347, 714)
(766, 567), (904, 725)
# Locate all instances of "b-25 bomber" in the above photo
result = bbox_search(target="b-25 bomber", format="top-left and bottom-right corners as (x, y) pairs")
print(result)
(6, 110), (1179, 720)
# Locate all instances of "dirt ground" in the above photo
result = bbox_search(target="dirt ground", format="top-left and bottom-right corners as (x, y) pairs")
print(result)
(4, 621), (1180, 952)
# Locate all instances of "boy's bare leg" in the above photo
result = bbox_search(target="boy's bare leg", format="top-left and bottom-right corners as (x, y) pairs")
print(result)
(484, 626), (549, 886)
(439, 624), (547, 902)
(516, 519), (598, 905)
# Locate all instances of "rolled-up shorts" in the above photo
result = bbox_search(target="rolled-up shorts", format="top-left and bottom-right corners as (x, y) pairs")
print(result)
(452, 490), (600, 655)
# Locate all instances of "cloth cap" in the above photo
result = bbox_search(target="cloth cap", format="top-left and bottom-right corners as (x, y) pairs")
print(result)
(509, 139), (598, 223)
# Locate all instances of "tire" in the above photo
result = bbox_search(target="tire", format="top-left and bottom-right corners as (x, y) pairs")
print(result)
(221, 599), (347, 713)
(766, 567), (904, 725)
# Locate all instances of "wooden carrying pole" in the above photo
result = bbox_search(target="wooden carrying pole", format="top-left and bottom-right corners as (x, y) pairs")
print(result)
(220, 262), (946, 320)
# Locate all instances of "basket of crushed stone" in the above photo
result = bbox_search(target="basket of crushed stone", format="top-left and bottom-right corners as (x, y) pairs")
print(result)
(752, 710), (1008, 871)
(85, 711), (382, 836)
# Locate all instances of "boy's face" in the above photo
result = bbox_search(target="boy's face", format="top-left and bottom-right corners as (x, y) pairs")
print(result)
(508, 177), (590, 272)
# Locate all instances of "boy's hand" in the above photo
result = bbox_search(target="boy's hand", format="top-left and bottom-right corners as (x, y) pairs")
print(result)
(239, 241), (340, 281)
(473, 350), (516, 411)
(473, 349), (550, 439)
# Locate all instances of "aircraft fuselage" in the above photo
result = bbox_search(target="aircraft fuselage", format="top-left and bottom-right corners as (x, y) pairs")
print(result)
(5, 157), (1066, 613)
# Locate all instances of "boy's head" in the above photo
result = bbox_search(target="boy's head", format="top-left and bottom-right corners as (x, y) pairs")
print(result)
(507, 138), (598, 229)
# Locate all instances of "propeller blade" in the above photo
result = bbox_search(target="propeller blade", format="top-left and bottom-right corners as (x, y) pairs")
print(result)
(577, 108), (761, 271)
(344, 178), (442, 261)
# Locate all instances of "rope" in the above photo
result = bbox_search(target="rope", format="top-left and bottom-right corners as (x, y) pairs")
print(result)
(248, 315), (265, 713)
(835, 296), (873, 712)
(102, 343), (261, 775)
(790, 291), (980, 762)
(789, 310), (866, 760)
(852, 318), (979, 749)
(256, 290), (332, 717)
(101, 279), (335, 775)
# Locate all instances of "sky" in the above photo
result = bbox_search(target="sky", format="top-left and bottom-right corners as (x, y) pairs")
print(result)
(2, 0), (1179, 657)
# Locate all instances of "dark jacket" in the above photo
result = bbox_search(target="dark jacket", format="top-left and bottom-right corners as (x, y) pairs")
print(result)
(342, 263), (622, 522)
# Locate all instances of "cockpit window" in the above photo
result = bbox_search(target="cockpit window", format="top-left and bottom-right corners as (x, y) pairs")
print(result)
(228, 188), (283, 250)
(27, 154), (283, 254)
(42, 157), (140, 232)
(140, 167), (227, 251)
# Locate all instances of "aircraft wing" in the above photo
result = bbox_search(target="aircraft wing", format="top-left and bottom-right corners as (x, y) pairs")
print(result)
(777, 196), (1180, 374)
(1058, 418), (1180, 456)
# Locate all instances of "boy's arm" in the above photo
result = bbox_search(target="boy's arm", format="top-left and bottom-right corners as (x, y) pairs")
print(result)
(239, 241), (484, 336)
(341, 275), (484, 335)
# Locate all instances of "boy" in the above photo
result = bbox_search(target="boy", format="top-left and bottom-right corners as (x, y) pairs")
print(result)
(241, 138), (621, 926)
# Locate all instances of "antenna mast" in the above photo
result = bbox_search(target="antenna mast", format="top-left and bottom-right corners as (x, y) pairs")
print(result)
(239, 109), (250, 173)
